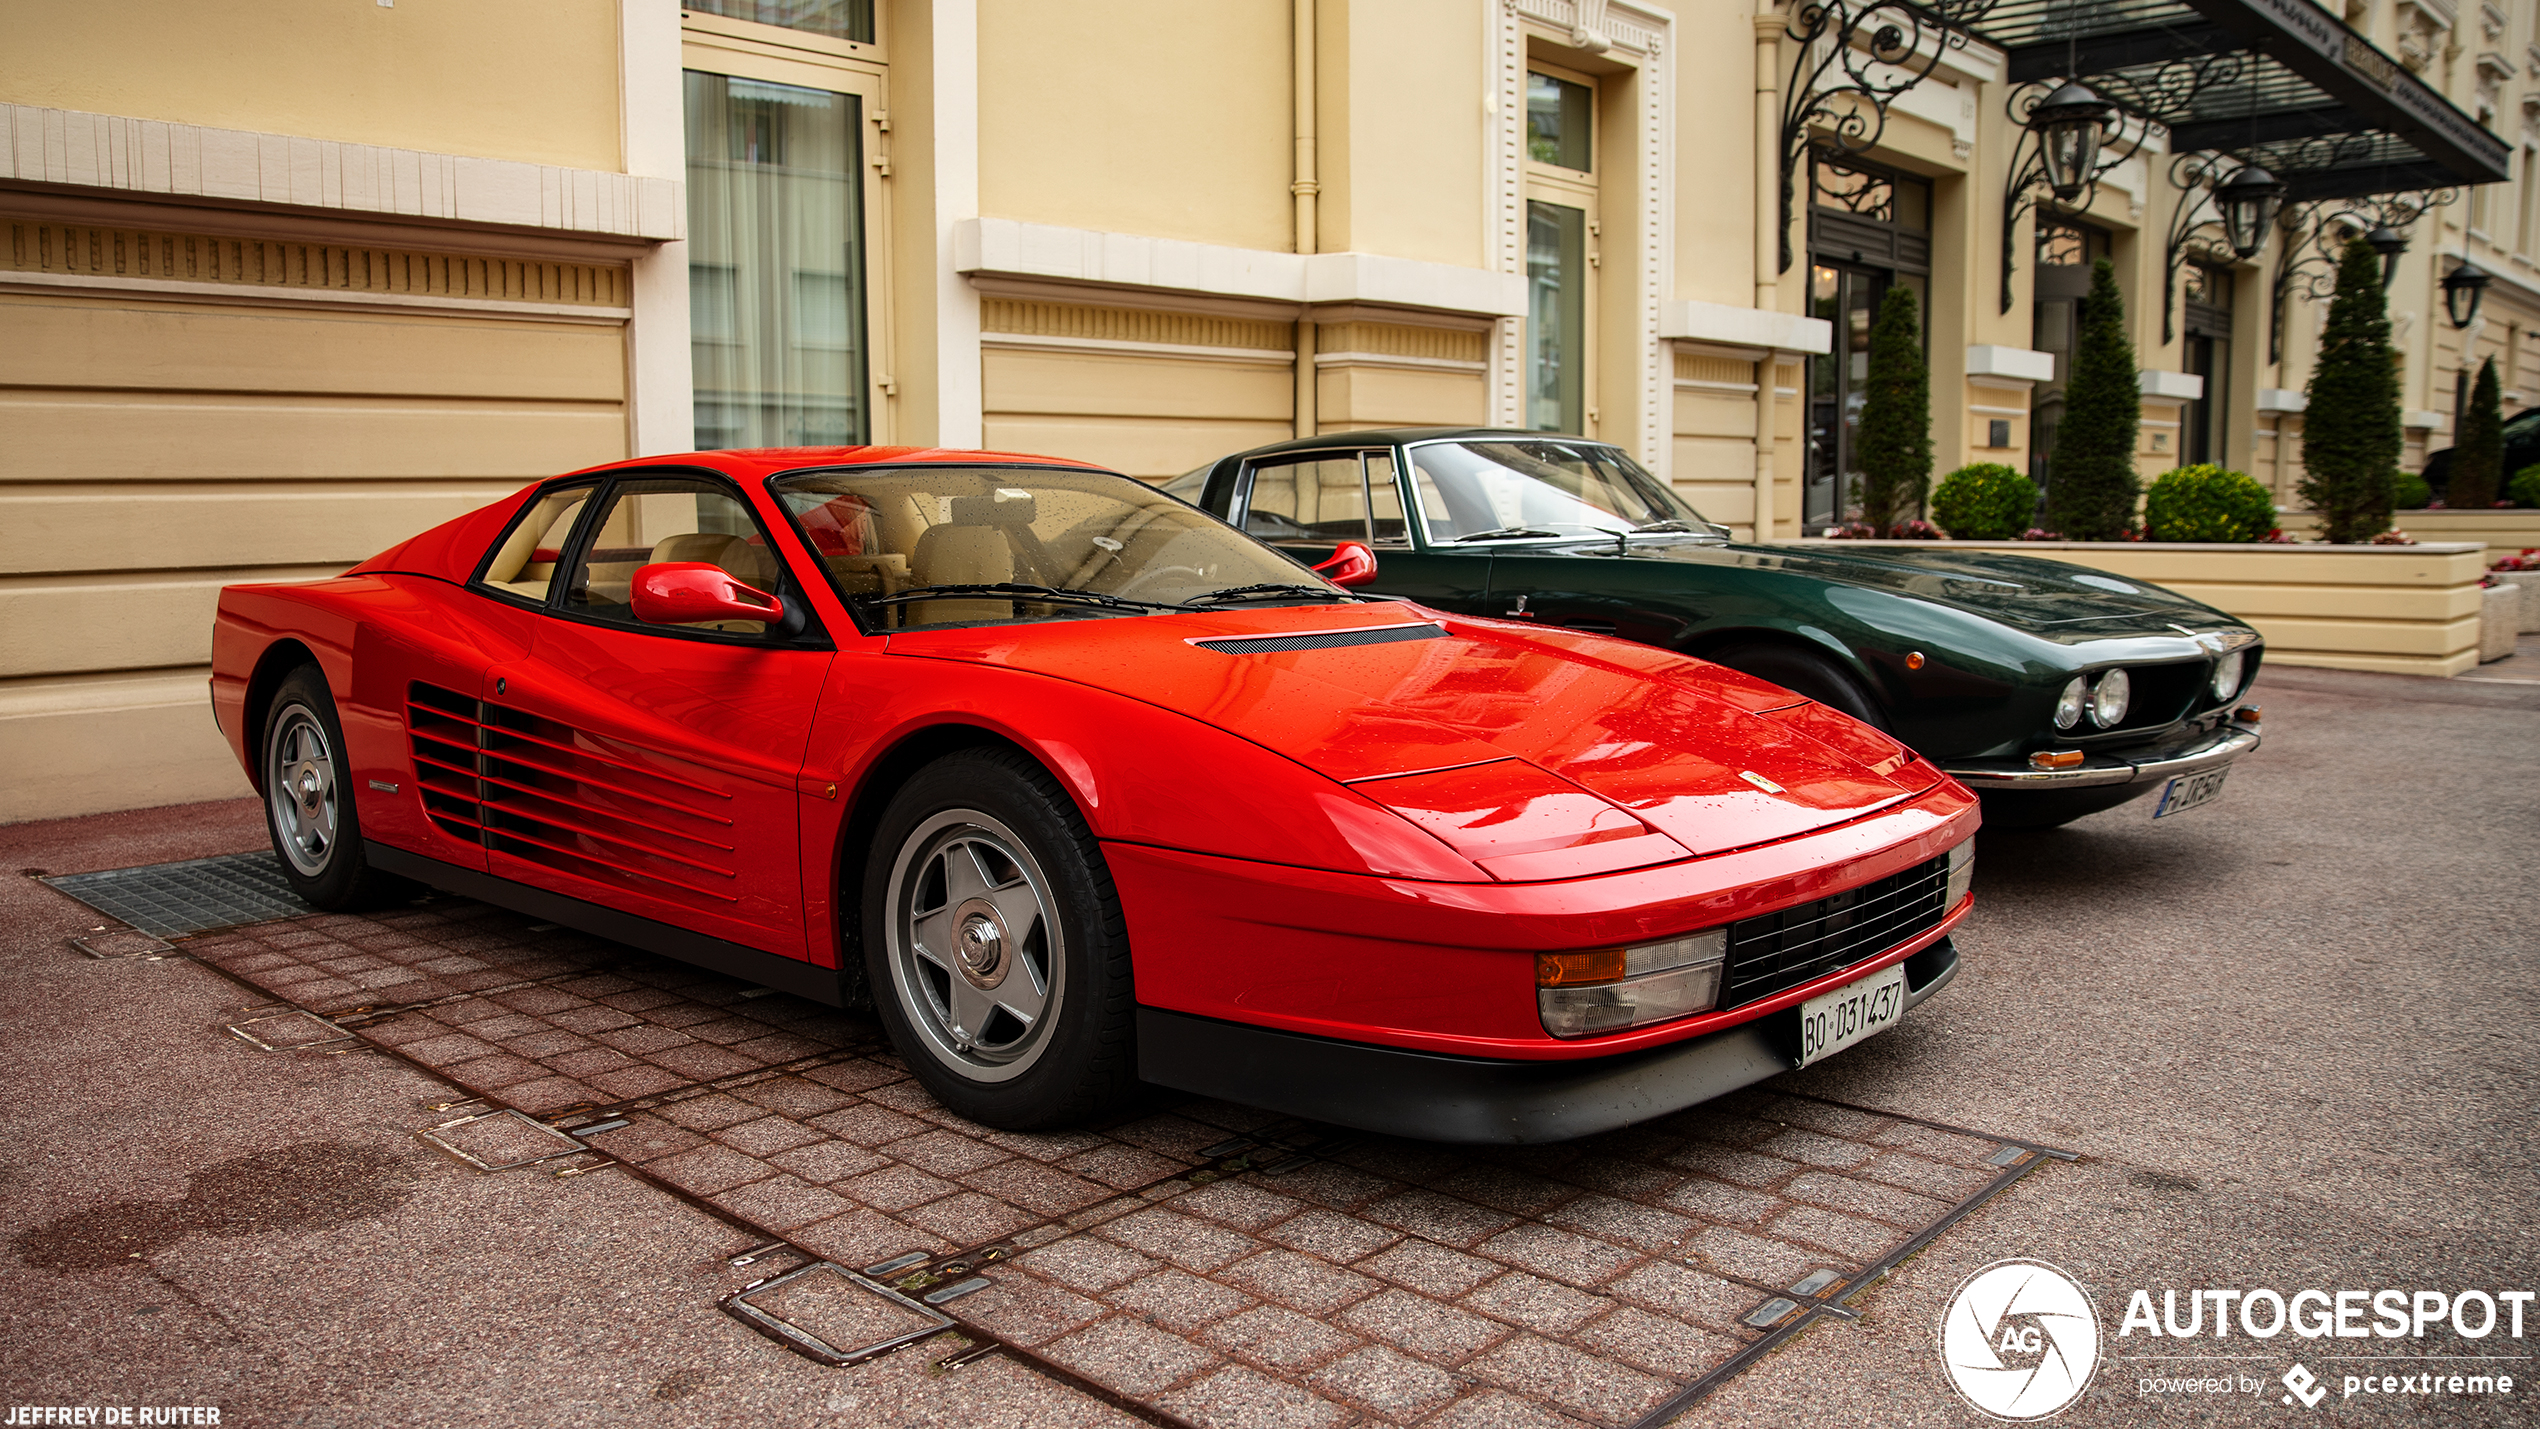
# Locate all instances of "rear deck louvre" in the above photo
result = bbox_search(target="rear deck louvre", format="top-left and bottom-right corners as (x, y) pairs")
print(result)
(405, 681), (739, 903)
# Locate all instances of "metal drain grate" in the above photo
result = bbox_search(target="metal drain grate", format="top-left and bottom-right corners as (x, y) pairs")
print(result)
(43, 850), (315, 936)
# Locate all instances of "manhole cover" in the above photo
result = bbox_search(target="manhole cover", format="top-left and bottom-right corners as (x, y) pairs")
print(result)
(45, 851), (316, 936)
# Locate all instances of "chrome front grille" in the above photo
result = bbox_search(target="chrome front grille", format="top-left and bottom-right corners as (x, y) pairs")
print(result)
(1720, 854), (1950, 1009)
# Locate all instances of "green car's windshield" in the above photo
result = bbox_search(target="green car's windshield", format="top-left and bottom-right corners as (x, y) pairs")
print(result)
(1406, 439), (1720, 542)
(771, 466), (1347, 628)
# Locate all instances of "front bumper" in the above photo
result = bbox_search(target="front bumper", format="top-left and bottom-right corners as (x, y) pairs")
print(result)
(1940, 719), (2259, 790)
(1137, 935), (1961, 1144)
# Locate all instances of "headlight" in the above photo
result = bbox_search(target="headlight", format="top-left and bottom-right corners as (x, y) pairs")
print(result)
(1946, 838), (1975, 908)
(2088, 668), (2130, 727)
(2053, 676), (2086, 730)
(1538, 929), (1727, 1038)
(2210, 650), (2245, 700)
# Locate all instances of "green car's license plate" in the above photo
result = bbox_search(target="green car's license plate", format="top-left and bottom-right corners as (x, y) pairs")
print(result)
(2153, 766), (2230, 818)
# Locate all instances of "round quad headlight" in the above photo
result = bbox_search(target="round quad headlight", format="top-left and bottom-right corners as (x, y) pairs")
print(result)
(2053, 676), (2086, 730)
(2089, 668), (2131, 727)
(2210, 649), (2245, 700)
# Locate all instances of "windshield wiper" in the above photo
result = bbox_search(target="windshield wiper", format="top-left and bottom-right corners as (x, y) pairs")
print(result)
(1631, 519), (1702, 533)
(854, 583), (1183, 612)
(1450, 526), (1570, 543)
(1186, 583), (1351, 604)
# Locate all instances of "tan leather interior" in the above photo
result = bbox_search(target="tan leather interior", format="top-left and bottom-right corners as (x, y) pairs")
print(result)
(906, 524), (1018, 624)
(480, 489), (586, 601)
(649, 531), (778, 592)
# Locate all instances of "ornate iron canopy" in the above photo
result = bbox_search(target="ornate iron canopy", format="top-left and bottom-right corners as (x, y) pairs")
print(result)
(1977, 0), (2509, 201)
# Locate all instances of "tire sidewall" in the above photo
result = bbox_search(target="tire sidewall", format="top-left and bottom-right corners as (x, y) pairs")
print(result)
(862, 750), (1127, 1126)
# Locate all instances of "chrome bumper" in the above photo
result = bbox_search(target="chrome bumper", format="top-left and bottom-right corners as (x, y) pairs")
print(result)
(1942, 722), (2260, 790)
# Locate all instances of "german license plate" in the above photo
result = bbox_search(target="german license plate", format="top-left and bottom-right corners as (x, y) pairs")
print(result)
(2153, 766), (2230, 818)
(1797, 962), (1907, 1068)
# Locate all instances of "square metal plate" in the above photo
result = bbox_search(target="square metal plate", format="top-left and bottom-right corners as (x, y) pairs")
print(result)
(418, 1108), (590, 1171)
(723, 1262), (954, 1366)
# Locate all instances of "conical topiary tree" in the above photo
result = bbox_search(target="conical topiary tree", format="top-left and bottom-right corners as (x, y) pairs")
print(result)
(1856, 284), (1932, 535)
(2300, 237), (2402, 543)
(2044, 258), (2142, 539)
(2450, 355), (2504, 508)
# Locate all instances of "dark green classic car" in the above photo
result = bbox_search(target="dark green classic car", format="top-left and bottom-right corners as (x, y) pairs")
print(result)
(1168, 429), (2263, 828)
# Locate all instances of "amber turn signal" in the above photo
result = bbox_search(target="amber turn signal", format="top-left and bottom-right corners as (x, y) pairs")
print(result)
(2028, 749), (2085, 770)
(1536, 948), (1627, 987)
(2235, 705), (2263, 724)
(1905, 651), (1926, 670)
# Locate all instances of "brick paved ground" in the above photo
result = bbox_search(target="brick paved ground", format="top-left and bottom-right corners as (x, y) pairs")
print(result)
(175, 895), (2031, 1428)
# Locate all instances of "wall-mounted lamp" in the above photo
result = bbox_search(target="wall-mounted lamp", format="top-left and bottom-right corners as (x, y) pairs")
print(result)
(2027, 82), (2118, 200)
(2364, 226), (2409, 290)
(2214, 166), (2286, 260)
(2442, 260), (2491, 328)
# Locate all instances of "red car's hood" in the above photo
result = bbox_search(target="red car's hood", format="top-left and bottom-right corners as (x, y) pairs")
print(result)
(886, 602), (1935, 857)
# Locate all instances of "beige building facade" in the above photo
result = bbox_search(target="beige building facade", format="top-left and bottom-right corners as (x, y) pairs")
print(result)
(0, 0), (2513, 822)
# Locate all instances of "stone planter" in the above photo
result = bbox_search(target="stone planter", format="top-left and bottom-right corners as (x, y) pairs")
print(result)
(2496, 571), (2540, 633)
(1781, 538), (2489, 677)
(2482, 583), (2521, 662)
(2280, 508), (2540, 552)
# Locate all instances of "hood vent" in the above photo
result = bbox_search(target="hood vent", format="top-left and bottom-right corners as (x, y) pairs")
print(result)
(1193, 624), (1443, 655)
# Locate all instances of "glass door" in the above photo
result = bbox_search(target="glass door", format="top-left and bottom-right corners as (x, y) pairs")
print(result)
(686, 73), (870, 450)
(681, 17), (890, 450)
(1805, 263), (1887, 529)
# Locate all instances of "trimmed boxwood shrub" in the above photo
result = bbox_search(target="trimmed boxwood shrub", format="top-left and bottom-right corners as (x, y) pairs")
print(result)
(2300, 238), (2401, 543)
(2510, 464), (2540, 508)
(2392, 468), (2434, 511)
(1856, 285), (1933, 535)
(1930, 463), (2038, 539)
(2043, 258), (2142, 540)
(2142, 464), (2278, 543)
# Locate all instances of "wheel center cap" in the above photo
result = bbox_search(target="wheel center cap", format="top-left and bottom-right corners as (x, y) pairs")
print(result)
(951, 898), (1008, 989)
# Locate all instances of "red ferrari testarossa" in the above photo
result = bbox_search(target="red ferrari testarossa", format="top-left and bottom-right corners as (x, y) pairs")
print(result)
(212, 447), (1976, 1142)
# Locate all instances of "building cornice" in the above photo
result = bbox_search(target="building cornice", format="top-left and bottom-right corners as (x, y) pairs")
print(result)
(954, 217), (1529, 319)
(1, 103), (681, 243)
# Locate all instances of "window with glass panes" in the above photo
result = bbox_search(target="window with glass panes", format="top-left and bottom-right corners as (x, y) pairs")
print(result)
(1525, 67), (1597, 435)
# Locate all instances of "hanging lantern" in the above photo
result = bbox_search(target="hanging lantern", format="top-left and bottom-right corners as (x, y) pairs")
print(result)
(2027, 82), (2118, 201)
(2365, 226), (2409, 290)
(2442, 260), (2491, 328)
(2214, 164), (2286, 259)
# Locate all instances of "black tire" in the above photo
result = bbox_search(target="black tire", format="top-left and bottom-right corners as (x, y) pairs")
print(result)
(261, 664), (419, 911)
(862, 747), (1136, 1129)
(1705, 641), (1888, 729)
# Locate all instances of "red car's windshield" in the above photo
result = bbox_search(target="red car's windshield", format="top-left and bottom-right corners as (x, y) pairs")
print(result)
(771, 465), (1351, 628)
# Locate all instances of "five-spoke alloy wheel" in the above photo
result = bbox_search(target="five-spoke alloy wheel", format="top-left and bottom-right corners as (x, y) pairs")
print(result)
(864, 747), (1135, 1128)
(886, 810), (1064, 1080)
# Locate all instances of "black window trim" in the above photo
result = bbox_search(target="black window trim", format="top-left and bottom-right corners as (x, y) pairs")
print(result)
(470, 465), (830, 650)
(1233, 448), (1412, 550)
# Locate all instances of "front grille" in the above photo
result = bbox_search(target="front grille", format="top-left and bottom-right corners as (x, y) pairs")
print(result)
(1721, 854), (1950, 1008)
(1193, 624), (1442, 654)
